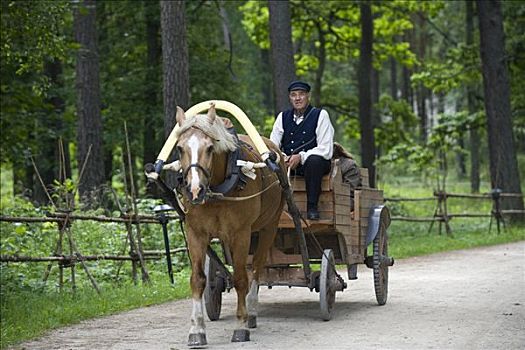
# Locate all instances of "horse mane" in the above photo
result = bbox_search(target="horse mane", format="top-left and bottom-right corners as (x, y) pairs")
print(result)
(176, 114), (238, 153)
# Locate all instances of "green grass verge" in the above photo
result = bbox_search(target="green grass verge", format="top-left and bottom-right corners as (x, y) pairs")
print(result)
(389, 222), (524, 259)
(0, 273), (191, 349)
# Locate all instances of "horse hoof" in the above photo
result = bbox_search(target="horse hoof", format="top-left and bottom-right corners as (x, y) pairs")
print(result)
(247, 315), (257, 328)
(231, 329), (250, 342)
(188, 333), (207, 348)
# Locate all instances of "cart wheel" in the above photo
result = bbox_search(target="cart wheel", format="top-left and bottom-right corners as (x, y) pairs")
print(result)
(204, 254), (224, 321)
(320, 249), (336, 321)
(373, 219), (389, 305)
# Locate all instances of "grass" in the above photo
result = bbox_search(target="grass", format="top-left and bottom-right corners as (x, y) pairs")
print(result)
(389, 222), (524, 259)
(0, 272), (191, 349)
(383, 171), (525, 258)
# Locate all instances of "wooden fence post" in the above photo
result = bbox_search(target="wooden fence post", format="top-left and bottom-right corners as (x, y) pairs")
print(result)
(489, 189), (505, 234)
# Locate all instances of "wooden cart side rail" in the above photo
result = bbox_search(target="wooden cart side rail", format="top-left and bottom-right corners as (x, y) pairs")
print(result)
(275, 163), (386, 269)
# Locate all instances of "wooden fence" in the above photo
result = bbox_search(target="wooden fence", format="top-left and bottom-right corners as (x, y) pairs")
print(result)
(0, 212), (185, 293)
(1, 190), (522, 292)
(385, 191), (524, 235)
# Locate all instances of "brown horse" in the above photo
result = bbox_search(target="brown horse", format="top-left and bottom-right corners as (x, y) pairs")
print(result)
(173, 104), (285, 347)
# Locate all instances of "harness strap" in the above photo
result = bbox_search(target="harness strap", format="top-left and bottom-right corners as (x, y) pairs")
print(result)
(184, 163), (211, 179)
(209, 127), (246, 195)
(206, 179), (280, 201)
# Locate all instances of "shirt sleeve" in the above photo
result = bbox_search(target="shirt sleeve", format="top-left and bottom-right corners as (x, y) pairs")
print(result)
(299, 109), (334, 164)
(270, 112), (284, 149)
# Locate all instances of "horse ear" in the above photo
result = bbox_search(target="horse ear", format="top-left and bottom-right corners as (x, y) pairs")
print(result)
(175, 106), (186, 125)
(207, 103), (217, 124)
(219, 117), (234, 129)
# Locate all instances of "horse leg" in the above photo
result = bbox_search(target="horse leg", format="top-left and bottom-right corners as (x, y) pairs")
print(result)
(187, 232), (208, 347)
(247, 223), (279, 329)
(230, 232), (251, 342)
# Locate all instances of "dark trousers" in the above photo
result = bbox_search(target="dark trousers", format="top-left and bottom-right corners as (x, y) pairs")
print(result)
(293, 155), (331, 211)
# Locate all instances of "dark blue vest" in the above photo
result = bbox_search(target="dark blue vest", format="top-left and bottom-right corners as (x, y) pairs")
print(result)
(281, 105), (321, 156)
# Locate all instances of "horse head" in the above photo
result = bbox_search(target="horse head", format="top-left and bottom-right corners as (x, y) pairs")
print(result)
(175, 103), (237, 205)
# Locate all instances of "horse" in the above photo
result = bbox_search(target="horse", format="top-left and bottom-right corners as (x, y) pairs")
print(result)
(172, 104), (285, 347)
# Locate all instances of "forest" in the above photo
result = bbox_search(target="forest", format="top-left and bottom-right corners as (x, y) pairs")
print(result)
(0, 0), (524, 347)
(1, 0), (524, 211)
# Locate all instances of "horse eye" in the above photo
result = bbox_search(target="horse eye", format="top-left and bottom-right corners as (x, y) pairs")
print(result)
(176, 145), (184, 155)
(206, 145), (214, 154)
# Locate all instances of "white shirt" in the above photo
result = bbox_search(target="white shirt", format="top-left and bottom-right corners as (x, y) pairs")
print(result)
(270, 108), (334, 164)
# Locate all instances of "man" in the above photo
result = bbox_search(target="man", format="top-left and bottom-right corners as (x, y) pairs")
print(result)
(270, 80), (334, 220)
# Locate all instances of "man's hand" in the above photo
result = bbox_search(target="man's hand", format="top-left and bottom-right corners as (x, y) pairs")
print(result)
(286, 154), (301, 170)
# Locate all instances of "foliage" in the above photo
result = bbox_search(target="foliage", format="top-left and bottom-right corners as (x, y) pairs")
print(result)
(240, 0), (423, 77)
(97, 1), (155, 161)
(411, 44), (481, 94)
(2, 0), (523, 204)
(0, 195), (189, 293)
(503, 1), (525, 150)
(0, 1), (70, 75)
(0, 1), (74, 166)
(187, 1), (273, 130)
(375, 95), (418, 152)
(378, 110), (484, 183)
(239, 0), (270, 50)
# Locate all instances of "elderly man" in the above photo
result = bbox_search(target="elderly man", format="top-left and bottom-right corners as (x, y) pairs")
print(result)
(270, 80), (334, 220)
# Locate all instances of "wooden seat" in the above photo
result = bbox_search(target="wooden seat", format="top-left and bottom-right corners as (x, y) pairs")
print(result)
(278, 161), (352, 229)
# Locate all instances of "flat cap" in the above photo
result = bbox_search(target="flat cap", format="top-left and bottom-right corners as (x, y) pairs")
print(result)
(288, 80), (311, 92)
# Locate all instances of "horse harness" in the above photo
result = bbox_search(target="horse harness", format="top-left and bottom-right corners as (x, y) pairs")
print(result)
(175, 126), (280, 203)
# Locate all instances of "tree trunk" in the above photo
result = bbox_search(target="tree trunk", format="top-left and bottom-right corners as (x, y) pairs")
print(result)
(50, 58), (72, 191)
(402, 64), (413, 108)
(268, 0), (296, 115)
(160, 0), (190, 187)
(446, 95), (467, 179)
(143, 0), (160, 165)
(416, 13), (428, 142)
(401, 31), (413, 109)
(456, 137), (467, 178)
(312, 22), (326, 107)
(260, 48), (273, 114)
(358, 1), (376, 188)
(13, 159), (34, 200)
(371, 67), (380, 127)
(477, 0), (524, 219)
(32, 59), (66, 206)
(96, 2), (113, 188)
(74, 0), (105, 201)
(160, 0), (190, 139)
(466, 0), (480, 193)
(390, 56), (398, 100)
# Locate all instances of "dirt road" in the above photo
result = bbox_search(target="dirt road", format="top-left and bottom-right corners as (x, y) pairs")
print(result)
(15, 242), (525, 350)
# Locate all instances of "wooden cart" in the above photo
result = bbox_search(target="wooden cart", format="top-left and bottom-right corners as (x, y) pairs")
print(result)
(203, 160), (393, 321)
